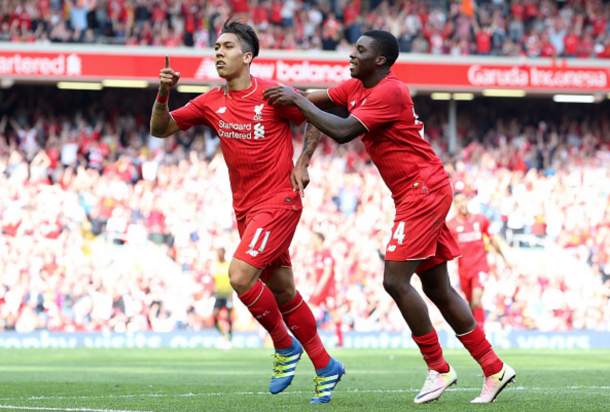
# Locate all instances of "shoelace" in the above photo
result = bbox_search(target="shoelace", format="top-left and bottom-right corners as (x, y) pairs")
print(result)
(421, 370), (440, 392)
(313, 375), (327, 397)
(271, 353), (289, 378)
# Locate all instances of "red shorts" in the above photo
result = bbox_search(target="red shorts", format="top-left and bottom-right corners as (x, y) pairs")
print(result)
(309, 293), (337, 311)
(459, 270), (487, 302)
(234, 208), (302, 282)
(385, 184), (461, 273)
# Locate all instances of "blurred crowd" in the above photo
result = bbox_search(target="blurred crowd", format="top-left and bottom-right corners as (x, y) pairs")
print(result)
(0, 86), (609, 334)
(1, 0), (610, 57)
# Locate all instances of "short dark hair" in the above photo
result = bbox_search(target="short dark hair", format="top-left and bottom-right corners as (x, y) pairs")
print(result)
(314, 232), (325, 242)
(362, 30), (399, 67)
(220, 19), (260, 61)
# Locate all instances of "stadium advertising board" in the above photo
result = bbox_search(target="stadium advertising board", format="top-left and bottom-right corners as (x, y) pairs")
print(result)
(0, 331), (608, 349)
(1, 48), (609, 92)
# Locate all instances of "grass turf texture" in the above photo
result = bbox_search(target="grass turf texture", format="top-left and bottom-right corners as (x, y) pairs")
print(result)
(0, 348), (608, 411)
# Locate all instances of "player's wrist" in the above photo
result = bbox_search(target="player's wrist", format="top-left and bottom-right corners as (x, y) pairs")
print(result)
(156, 89), (169, 103)
(296, 155), (311, 167)
(158, 86), (170, 97)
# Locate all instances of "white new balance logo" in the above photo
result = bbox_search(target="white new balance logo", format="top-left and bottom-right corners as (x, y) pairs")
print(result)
(350, 100), (356, 106)
(387, 245), (397, 252)
(216, 107), (226, 114)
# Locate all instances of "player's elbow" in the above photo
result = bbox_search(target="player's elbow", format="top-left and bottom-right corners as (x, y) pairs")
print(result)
(324, 128), (351, 144)
(150, 125), (169, 138)
(335, 128), (360, 144)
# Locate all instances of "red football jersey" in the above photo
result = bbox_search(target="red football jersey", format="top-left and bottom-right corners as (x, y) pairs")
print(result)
(171, 76), (306, 220)
(447, 213), (490, 276)
(313, 249), (336, 296)
(327, 72), (449, 205)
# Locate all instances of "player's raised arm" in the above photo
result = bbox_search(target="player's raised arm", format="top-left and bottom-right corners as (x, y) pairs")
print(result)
(150, 56), (181, 138)
(291, 123), (322, 197)
(263, 86), (365, 144)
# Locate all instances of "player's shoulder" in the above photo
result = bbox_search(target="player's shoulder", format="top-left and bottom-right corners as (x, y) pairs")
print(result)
(337, 77), (362, 91)
(190, 85), (222, 104)
(378, 75), (410, 98)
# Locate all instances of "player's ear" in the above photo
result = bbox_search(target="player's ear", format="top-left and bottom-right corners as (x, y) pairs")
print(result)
(376, 56), (387, 67)
(243, 52), (253, 65)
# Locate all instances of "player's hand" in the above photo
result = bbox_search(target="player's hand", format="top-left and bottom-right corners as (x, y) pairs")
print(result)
(159, 55), (180, 96)
(263, 86), (301, 106)
(290, 157), (310, 197)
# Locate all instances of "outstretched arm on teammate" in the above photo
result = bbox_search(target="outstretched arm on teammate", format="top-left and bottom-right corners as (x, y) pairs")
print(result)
(150, 56), (181, 138)
(264, 87), (366, 143)
(291, 123), (322, 197)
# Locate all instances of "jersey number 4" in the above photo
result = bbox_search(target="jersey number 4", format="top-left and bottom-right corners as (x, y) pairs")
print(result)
(393, 222), (406, 245)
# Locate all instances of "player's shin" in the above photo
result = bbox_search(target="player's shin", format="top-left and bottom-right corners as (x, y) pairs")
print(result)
(238, 280), (292, 349)
(279, 291), (331, 369)
(457, 327), (503, 376)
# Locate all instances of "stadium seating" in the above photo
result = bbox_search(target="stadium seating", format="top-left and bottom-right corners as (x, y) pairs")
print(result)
(0, 84), (608, 334)
(1, 0), (609, 57)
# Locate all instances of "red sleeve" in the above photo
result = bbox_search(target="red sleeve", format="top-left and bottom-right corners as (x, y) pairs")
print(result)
(327, 79), (355, 108)
(480, 215), (491, 237)
(170, 93), (212, 131)
(349, 83), (402, 132)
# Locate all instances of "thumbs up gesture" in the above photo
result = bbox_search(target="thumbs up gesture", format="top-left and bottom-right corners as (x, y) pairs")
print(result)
(159, 55), (181, 96)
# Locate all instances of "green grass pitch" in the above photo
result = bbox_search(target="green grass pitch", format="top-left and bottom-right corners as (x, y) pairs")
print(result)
(0, 348), (608, 411)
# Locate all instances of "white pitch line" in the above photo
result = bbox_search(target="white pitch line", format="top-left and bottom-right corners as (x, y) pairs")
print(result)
(0, 406), (169, 412)
(0, 386), (608, 403)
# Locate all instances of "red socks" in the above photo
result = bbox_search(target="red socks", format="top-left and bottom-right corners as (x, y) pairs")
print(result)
(279, 291), (330, 370)
(238, 281), (292, 350)
(412, 330), (450, 373)
(335, 322), (344, 347)
(457, 327), (503, 376)
(472, 307), (485, 333)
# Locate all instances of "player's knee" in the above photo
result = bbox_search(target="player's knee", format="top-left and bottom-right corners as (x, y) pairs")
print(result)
(270, 287), (295, 306)
(228, 269), (255, 295)
(383, 274), (408, 298)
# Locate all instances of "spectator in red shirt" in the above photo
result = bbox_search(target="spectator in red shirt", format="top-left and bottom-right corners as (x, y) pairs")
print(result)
(523, 27), (542, 57)
(524, 0), (538, 22)
(472, 16), (492, 55)
(577, 32), (595, 58)
(511, 0), (525, 21)
(539, 31), (557, 57)
(563, 27), (579, 57)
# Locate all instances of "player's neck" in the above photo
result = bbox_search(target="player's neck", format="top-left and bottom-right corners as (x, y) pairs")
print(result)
(225, 71), (252, 92)
(362, 69), (390, 89)
(458, 213), (470, 221)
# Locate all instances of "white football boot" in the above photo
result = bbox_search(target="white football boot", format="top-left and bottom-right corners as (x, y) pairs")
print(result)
(413, 365), (457, 404)
(471, 363), (516, 403)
